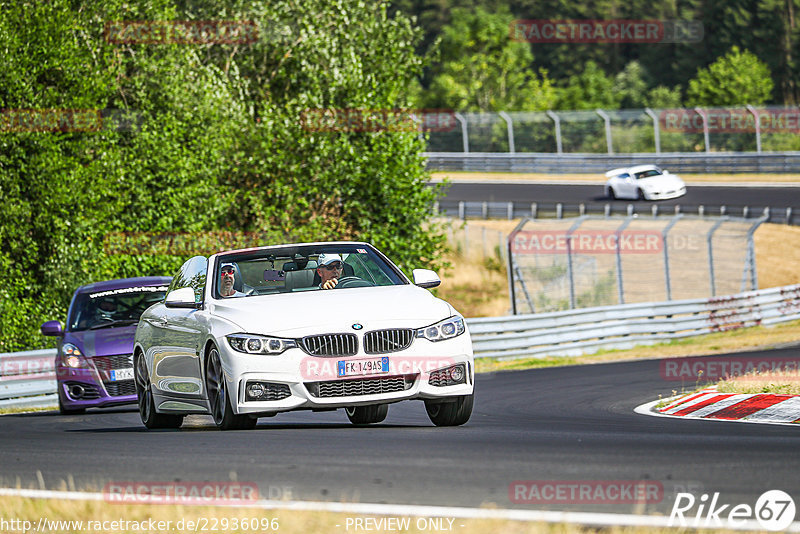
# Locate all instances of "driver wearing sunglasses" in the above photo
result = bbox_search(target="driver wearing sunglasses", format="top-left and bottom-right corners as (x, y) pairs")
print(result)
(316, 253), (344, 290)
(219, 263), (246, 297)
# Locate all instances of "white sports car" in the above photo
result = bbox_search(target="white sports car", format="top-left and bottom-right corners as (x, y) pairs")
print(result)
(604, 165), (686, 200)
(133, 242), (474, 430)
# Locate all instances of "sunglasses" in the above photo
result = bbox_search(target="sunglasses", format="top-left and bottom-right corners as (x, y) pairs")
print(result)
(322, 262), (343, 270)
(221, 268), (235, 276)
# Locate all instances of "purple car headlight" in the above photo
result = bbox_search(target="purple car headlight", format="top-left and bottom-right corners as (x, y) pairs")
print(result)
(60, 343), (88, 368)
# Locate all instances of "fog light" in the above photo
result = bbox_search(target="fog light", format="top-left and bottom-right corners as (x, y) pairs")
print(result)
(450, 365), (464, 382)
(247, 383), (265, 399)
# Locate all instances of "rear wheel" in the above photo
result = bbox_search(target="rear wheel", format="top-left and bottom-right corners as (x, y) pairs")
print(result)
(345, 404), (388, 425)
(425, 394), (473, 426)
(608, 187), (617, 200)
(206, 347), (257, 430)
(135, 353), (183, 429)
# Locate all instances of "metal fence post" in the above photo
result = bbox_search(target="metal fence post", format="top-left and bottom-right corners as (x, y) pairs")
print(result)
(615, 217), (634, 304)
(746, 105), (762, 153)
(454, 112), (469, 153)
(596, 109), (613, 154)
(565, 217), (587, 309)
(499, 111), (515, 154)
(546, 110), (563, 154)
(694, 107), (710, 153)
(662, 214), (683, 301)
(645, 107), (661, 154)
(707, 218), (727, 296)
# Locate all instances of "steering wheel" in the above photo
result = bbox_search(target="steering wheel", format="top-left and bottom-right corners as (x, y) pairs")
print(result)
(335, 276), (375, 289)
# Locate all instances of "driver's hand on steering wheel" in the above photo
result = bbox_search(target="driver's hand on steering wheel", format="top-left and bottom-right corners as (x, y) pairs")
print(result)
(322, 278), (338, 290)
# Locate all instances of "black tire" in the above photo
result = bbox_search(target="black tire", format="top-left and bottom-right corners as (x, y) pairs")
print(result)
(206, 347), (257, 430)
(637, 188), (646, 201)
(608, 187), (617, 200)
(425, 394), (473, 426)
(345, 404), (388, 425)
(135, 353), (183, 429)
(58, 395), (85, 415)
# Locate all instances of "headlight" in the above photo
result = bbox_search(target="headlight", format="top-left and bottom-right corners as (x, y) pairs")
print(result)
(416, 316), (465, 342)
(226, 334), (297, 355)
(60, 343), (86, 368)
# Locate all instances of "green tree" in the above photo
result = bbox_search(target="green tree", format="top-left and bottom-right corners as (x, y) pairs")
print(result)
(555, 60), (620, 110)
(686, 46), (774, 106)
(422, 6), (556, 111)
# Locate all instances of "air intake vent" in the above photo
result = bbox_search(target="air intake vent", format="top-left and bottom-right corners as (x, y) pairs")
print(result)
(364, 329), (414, 354)
(306, 375), (413, 398)
(300, 334), (358, 357)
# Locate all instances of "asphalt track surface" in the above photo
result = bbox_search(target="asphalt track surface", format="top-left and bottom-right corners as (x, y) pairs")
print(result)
(435, 182), (800, 209)
(2, 348), (799, 516)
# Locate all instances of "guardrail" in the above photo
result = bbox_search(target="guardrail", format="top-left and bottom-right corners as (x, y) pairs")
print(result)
(436, 201), (798, 225)
(0, 349), (57, 410)
(465, 284), (800, 360)
(424, 152), (800, 174)
(4, 285), (800, 409)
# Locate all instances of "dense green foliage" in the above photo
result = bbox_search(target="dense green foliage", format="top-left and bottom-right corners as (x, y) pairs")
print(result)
(0, 0), (446, 351)
(396, 0), (798, 109)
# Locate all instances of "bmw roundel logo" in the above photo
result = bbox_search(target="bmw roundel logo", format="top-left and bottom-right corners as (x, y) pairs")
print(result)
(352, 323), (363, 330)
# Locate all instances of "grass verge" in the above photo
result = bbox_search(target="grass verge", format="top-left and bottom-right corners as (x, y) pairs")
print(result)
(0, 495), (752, 534)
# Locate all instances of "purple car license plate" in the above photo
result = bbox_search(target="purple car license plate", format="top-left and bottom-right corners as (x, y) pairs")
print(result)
(338, 357), (389, 377)
(109, 368), (134, 381)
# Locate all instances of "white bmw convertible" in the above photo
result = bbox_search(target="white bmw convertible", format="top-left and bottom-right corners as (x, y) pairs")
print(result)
(604, 164), (686, 200)
(133, 242), (474, 430)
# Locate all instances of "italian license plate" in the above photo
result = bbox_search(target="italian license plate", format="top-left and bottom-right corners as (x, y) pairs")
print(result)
(110, 368), (134, 381)
(338, 357), (389, 377)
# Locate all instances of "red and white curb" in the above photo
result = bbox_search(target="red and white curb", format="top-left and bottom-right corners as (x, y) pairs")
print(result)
(636, 386), (800, 425)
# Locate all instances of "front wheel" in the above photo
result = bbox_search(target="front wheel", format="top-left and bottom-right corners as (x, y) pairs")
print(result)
(637, 188), (646, 201)
(425, 394), (473, 426)
(135, 353), (183, 429)
(345, 404), (388, 425)
(206, 347), (257, 430)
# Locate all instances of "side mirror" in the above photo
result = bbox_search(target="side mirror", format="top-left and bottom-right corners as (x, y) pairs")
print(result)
(41, 321), (63, 336)
(412, 269), (441, 289)
(165, 287), (199, 308)
(662, 169), (670, 174)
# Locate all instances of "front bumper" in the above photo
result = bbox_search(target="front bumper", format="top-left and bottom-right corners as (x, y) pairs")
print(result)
(217, 335), (475, 415)
(57, 360), (136, 409)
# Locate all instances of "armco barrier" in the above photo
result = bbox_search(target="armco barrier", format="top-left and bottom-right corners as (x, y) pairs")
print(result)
(465, 284), (800, 360)
(0, 349), (57, 409)
(3, 285), (800, 409)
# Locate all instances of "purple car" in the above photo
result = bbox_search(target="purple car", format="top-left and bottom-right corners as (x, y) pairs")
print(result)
(41, 276), (171, 414)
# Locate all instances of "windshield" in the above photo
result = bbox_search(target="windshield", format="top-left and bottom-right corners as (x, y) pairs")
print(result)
(213, 244), (406, 299)
(67, 285), (169, 331)
(635, 168), (663, 179)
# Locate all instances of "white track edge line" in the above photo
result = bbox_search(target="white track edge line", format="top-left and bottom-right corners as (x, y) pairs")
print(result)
(4, 487), (798, 531)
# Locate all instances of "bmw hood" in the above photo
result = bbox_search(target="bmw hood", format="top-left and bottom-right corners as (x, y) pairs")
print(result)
(65, 325), (137, 357)
(209, 285), (455, 336)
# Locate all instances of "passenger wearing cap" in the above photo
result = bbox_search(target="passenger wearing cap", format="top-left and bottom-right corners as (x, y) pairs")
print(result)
(220, 263), (246, 297)
(316, 253), (344, 290)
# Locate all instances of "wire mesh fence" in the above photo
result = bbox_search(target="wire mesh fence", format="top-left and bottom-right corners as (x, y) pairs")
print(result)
(507, 215), (765, 314)
(425, 107), (800, 154)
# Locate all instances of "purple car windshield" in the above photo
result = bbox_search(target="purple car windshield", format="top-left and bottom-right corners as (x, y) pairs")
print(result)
(68, 286), (168, 331)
